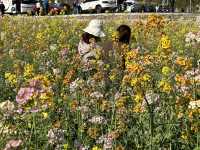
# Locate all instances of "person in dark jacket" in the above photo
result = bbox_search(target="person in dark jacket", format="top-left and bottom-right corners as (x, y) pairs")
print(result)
(42, 0), (49, 15)
(102, 25), (131, 91)
(0, 1), (5, 16)
(169, 0), (175, 12)
(15, 0), (21, 14)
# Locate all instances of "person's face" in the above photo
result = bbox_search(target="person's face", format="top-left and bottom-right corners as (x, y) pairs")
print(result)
(89, 38), (95, 44)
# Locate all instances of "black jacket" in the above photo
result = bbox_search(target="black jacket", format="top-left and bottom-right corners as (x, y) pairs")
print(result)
(0, 3), (5, 14)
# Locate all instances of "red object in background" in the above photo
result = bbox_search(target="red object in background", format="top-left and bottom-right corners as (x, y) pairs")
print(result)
(48, 3), (65, 14)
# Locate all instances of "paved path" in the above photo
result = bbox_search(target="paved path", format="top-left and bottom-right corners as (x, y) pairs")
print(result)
(12, 13), (200, 22)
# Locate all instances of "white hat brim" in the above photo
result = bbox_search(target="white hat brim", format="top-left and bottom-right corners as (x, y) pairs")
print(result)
(83, 27), (105, 38)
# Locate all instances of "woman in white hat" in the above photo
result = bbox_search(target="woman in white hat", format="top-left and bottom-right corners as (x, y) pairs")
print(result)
(78, 19), (105, 65)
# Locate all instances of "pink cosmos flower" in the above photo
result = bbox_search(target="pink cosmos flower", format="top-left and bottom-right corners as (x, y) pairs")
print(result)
(16, 87), (35, 105)
(4, 139), (22, 150)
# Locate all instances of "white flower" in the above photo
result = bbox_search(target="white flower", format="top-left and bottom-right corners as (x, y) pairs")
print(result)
(185, 32), (196, 44)
(144, 91), (159, 105)
(47, 128), (64, 145)
(188, 100), (200, 109)
(195, 74), (200, 82)
(196, 37), (200, 43)
(86, 78), (96, 87)
(50, 44), (57, 51)
(0, 100), (15, 115)
(185, 37), (191, 43)
(96, 135), (104, 144)
(70, 78), (80, 93)
(0, 123), (10, 135)
(97, 132), (115, 149)
(114, 92), (121, 100)
(90, 91), (103, 99)
(88, 116), (106, 124)
(53, 68), (61, 76)
(197, 59), (200, 66)
(8, 49), (15, 58)
(78, 106), (89, 113)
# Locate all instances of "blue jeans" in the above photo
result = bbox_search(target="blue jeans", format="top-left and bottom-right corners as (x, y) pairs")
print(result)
(73, 7), (79, 14)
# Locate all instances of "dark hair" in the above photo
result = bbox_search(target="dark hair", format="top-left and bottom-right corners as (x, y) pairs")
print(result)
(117, 25), (131, 44)
(82, 32), (101, 44)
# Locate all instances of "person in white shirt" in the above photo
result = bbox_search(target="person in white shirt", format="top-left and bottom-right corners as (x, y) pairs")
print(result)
(78, 19), (105, 65)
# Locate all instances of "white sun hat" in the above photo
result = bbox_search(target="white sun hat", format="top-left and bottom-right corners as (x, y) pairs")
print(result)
(83, 19), (105, 37)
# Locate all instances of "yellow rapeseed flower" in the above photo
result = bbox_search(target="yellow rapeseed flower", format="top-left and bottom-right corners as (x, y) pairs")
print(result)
(181, 132), (188, 140)
(126, 50), (138, 62)
(42, 112), (48, 119)
(162, 66), (171, 76)
(126, 63), (143, 74)
(4, 72), (17, 86)
(112, 31), (119, 41)
(92, 146), (102, 150)
(131, 78), (139, 86)
(24, 64), (34, 78)
(175, 74), (188, 86)
(158, 79), (172, 93)
(109, 74), (116, 81)
(33, 75), (50, 87)
(134, 92), (143, 103)
(133, 104), (142, 113)
(176, 57), (186, 66)
(160, 35), (171, 49)
(142, 73), (151, 82)
(63, 144), (69, 150)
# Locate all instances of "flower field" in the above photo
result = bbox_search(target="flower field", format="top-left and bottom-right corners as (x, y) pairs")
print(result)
(0, 15), (200, 150)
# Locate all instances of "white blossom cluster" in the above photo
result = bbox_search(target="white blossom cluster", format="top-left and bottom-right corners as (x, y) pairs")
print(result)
(47, 128), (65, 145)
(185, 31), (200, 46)
(70, 78), (84, 93)
(96, 133), (115, 149)
(88, 115), (106, 124)
(188, 100), (200, 109)
(90, 91), (104, 99)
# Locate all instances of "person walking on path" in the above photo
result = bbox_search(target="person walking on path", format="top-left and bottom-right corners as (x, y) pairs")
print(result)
(43, 0), (49, 15)
(0, 1), (5, 16)
(73, 0), (80, 14)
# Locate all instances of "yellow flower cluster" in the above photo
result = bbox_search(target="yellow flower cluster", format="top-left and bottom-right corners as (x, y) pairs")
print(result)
(92, 146), (102, 150)
(162, 66), (171, 76)
(130, 73), (151, 87)
(63, 70), (75, 85)
(32, 75), (51, 87)
(4, 72), (17, 86)
(87, 127), (99, 139)
(158, 79), (172, 93)
(125, 50), (138, 62)
(146, 15), (165, 30)
(24, 64), (34, 78)
(176, 57), (192, 69)
(160, 34), (171, 49)
(175, 74), (189, 86)
(29, 75), (53, 108)
(112, 31), (119, 41)
(126, 63), (143, 74)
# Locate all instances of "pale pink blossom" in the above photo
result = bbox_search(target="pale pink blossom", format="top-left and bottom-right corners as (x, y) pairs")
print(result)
(4, 139), (22, 150)
(16, 87), (35, 105)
